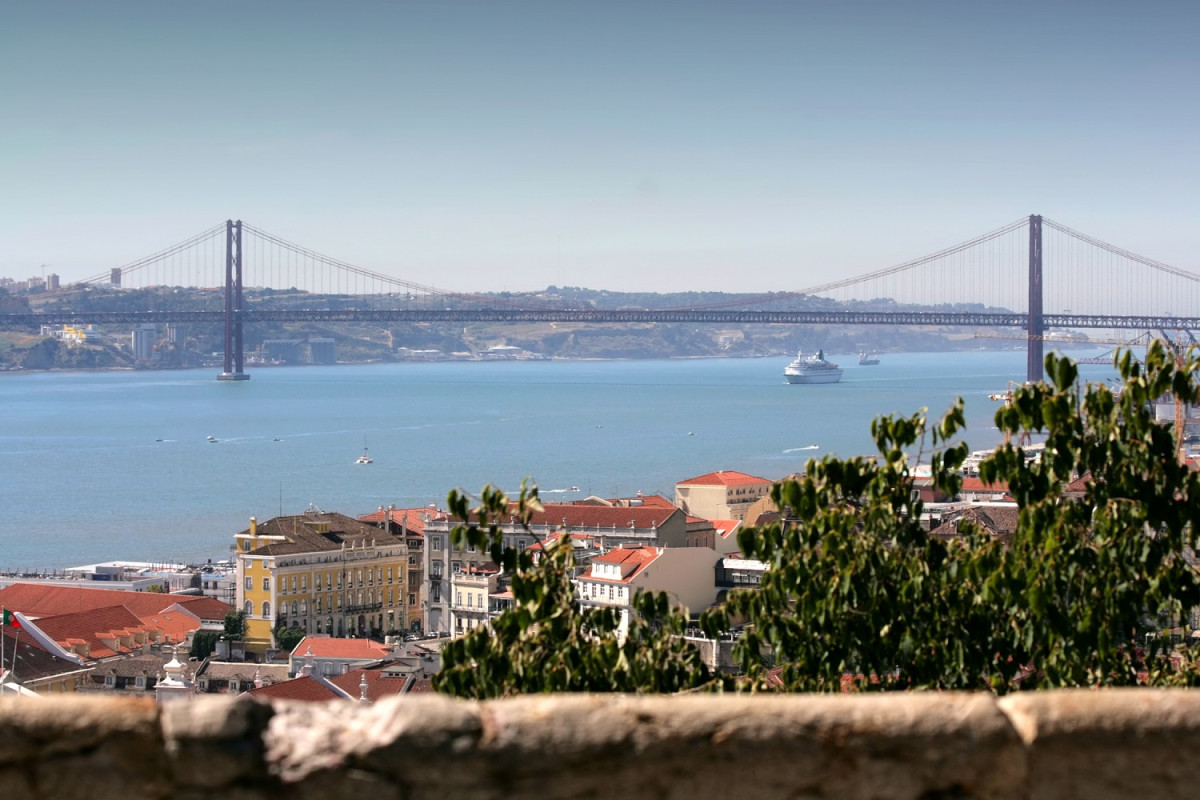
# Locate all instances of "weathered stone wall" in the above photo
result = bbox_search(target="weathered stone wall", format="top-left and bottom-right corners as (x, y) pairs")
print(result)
(1, 690), (1198, 799)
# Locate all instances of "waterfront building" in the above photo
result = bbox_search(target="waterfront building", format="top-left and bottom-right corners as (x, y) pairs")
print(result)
(233, 509), (412, 655)
(674, 470), (774, 522)
(132, 324), (157, 362)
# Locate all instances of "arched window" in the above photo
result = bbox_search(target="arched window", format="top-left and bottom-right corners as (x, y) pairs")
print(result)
(291, 601), (298, 616)
(262, 601), (271, 618)
(243, 600), (252, 616)
(316, 597), (322, 613)
(300, 600), (308, 615)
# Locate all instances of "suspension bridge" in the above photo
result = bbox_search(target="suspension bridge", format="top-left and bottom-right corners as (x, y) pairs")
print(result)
(4, 214), (1199, 382)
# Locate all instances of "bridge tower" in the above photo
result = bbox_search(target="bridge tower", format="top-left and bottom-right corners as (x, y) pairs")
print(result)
(1026, 214), (1043, 383)
(218, 219), (250, 381)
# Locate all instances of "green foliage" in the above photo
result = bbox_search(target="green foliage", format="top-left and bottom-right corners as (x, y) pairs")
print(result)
(144, 583), (167, 593)
(433, 483), (718, 698)
(703, 344), (1200, 691)
(273, 623), (306, 653)
(223, 611), (246, 641)
(189, 630), (220, 660)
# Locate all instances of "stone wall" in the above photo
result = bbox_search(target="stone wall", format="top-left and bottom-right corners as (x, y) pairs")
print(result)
(1, 690), (1198, 799)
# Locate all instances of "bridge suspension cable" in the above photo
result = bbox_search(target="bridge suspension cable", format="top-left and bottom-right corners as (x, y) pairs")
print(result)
(1043, 217), (1200, 284)
(240, 223), (456, 299)
(76, 223), (228, 286)
(671, 216), (1030, 311)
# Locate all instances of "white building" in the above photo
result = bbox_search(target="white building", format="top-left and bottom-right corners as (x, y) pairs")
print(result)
(574, 544), (721, 640)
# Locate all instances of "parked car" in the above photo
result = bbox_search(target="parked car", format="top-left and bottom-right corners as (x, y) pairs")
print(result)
(424, 631), (439, 639)
(404, 633), (421, 642)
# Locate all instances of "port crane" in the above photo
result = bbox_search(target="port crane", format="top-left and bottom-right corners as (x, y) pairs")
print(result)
(975, 330), (1194, 463)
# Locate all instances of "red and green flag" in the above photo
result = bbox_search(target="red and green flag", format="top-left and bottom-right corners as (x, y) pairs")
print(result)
(1, 609), (19, 628)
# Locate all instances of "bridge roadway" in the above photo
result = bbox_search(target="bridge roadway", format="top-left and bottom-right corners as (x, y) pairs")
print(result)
(3, 308), (1200, 331)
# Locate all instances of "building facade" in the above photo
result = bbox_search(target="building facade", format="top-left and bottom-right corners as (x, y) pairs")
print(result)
(234, 509), (412, 655)
(674, 470), (774, 522)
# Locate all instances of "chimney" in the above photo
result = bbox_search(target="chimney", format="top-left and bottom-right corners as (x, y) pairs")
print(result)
(250, 517), (257, 536)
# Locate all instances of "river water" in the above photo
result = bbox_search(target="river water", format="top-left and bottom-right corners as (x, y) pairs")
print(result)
(0, 350), (1117, 569)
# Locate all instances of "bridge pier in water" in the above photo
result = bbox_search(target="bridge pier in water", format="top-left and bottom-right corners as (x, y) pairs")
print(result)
(218, 219), (250, 381)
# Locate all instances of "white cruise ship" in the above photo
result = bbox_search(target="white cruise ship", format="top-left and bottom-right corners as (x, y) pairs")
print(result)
(784, 350), (843, 384)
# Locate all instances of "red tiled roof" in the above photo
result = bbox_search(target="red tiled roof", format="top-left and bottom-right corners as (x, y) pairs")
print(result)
(357, 506), (433, 536)
(958, 477), (1009, 493)
(584, 546), (662, 583)
(245, 675), (343, 702)
(676, 470), (771, 487)
(526, 503), (679, 529)
(329, 666), (413, 700)
(292, 636), (392, 659)
(33, 605), (149, 659)
(0, 584), (231, 622)
(711, 519), (742, 539)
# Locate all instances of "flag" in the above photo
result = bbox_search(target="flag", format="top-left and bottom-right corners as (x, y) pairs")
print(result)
(1, 610), (19, 628)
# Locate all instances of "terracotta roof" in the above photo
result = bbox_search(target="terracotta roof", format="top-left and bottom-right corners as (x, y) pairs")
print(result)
(0, 584), (231, 622)
(244, 675), (343, 702)
(33, 605), (150, 660)
(329, 664), (414, 700)
(583, 546), (662, 583)
(525, 503), (680, 529)
(291, 636), (392, 660)
(711, 519), (742, 540)
(958, 477), (1010, 493)
(357, 506), (433, 536)
(676, 470), (772, 487)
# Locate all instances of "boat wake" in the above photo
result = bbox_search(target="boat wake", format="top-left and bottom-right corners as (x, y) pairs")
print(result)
(543, 487), (582, 494)
(783, 445), (820, 453)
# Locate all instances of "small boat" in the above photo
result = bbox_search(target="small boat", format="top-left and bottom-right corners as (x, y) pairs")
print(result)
(858, 351), (881, 366)
(206, 435), (218, 443)
(356, 452), (373, 465)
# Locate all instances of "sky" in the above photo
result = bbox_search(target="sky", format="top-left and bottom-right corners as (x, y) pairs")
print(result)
(2, 1), (1198, 293)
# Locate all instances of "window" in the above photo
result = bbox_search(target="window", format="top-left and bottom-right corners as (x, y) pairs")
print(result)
(316, 597), (322, 613)
(291, 576), (297, 592)
(244, 577), (252, 591)
(431, 535), (443, 551)
(432, 560), (443, 577)
(243, 601), (252, 616)
(315, 574), (322, 590)
(409, 593), (417, 606)
(455, 591), (462, 607)
(301, 575), (308, 591)
(431, 584), (441, 602)
(387, 567), (393, 582)
(300, 600), (308, 614)
(408, 555), (417, 566)
(517, 538), (527, 550)
(262, 577), (270, 591)
(262, 601), (271, 618)
(291, 601), (298, 616)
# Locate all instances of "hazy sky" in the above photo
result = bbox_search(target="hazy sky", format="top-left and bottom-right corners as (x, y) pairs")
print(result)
(2, 1), (1197, 292)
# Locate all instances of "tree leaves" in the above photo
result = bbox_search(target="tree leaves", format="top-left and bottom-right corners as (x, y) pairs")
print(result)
(433, 483), (718, 698)
(706, 347), (1200, 692)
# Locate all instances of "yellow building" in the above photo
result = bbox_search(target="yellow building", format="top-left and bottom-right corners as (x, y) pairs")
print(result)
(234, 509), (411, 655)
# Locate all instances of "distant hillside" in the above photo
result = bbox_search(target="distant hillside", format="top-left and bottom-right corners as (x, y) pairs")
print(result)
(0, 284), (1018, 371)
